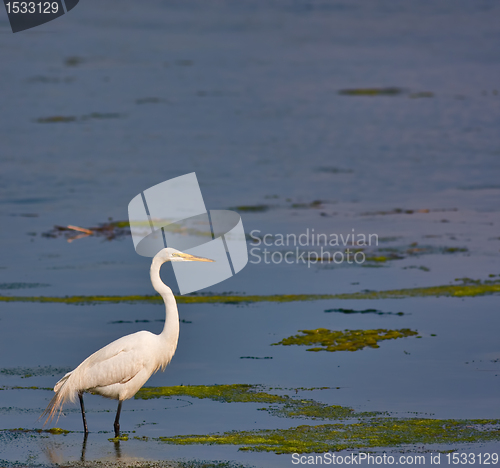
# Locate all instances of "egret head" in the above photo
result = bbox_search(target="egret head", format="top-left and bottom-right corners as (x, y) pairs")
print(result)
(154, 247), (214, 264)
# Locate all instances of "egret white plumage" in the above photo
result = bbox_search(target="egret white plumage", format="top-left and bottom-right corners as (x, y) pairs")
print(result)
(41, 247), (213, 437)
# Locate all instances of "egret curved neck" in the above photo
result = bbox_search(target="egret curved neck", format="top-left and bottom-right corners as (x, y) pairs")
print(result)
(150, 257), (179, 340)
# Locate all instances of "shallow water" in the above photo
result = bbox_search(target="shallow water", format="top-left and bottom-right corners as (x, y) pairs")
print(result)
(1, 0), (500, 466)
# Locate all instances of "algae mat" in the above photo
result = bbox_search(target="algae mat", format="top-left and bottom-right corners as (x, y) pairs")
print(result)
(0, 278), (499, 305)
(2, 385), (499, 455)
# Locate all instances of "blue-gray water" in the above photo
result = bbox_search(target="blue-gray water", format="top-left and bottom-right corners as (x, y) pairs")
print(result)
(1, 0), (499, 466)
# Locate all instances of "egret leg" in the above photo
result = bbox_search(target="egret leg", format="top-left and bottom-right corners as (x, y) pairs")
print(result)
(114, 401), (123, 437)
(81, 432), (88, 462)
(78, 392), (88, 434)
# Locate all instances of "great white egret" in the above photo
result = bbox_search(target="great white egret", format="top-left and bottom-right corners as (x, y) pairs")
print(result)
(41, 247), (213, 437)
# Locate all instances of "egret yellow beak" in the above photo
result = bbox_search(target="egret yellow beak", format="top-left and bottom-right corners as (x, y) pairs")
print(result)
(173, 253), (215, 262)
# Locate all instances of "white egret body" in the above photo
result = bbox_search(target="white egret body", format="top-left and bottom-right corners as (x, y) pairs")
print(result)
(41, 248), (213, 436)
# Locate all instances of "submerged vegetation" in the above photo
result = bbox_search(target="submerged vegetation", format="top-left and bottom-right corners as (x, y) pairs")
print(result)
(0, 282), (49, 290)
(0, 278), (498, 305)
(136, 384), (287, 405)
(230, 204), (270, 212)
(1, 384), (499, 454)
(338, 87), (403, 96)
(108, 434), (129, 442)
(324, 308), (404, 315)
(0, 427), (70, 435)
(338, 88), (435, 99)
(0, 366), (72, 379)
(158, 418), (500, 454)
(36, 113), (123, 124)
(248, 243), (468, 266)
(361, 207), (455, 216)
(362, 244), (468, 264)
(272, 328), (418, 352)
(135, 384), (376, 421)
(334, 279), (500, 299)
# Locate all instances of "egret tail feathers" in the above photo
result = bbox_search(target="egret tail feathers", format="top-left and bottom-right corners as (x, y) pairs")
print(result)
(39, 373), (76, 426)
(54, 371), (72, 393)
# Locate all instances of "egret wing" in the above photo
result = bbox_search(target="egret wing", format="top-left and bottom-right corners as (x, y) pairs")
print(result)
(72, 332), (154, 390)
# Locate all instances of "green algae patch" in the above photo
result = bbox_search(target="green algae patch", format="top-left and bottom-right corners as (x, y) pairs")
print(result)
(179, 294), (335, 304)
(273, 328), (418, 352)
(267, 400), (382, 420)
(135, 384), (288, 406)
(361, 244), (468, 265)
(108, 434), (129, 442)
(0, 293), (339, 305)
(229, 204), (270, 212)
(1, 278), (499, 305)
(0, 365), (72, 378)
(0, 294), (164, 305)
(135, 385), (375, 422)
(365, 255), (389, 263)
(2, 427), (71, 435)
(403, 265), (430, 272)
(46, 427), (70, 434)
(334, 281), (500, 299)
(158, 419), (500, 454)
